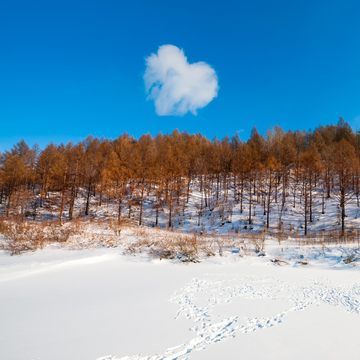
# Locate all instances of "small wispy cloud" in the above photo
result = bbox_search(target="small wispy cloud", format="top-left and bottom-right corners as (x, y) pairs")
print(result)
(144, 45), (219, 116)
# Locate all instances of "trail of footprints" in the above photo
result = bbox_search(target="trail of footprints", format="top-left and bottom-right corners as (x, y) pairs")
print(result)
(98, 274), (360, 360)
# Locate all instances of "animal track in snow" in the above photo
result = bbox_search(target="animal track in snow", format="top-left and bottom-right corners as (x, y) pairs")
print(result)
(97, 274), (360, 360)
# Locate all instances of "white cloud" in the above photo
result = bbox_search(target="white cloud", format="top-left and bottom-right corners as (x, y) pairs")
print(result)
(144, 45), (219, 116)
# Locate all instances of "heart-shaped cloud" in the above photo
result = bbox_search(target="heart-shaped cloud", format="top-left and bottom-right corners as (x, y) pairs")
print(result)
(144, 45), (219, 116)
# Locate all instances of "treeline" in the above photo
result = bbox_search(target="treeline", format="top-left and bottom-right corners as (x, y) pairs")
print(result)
(1, 118), (359, 235)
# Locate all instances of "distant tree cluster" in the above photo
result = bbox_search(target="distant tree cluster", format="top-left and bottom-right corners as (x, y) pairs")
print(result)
(1, 118), (359, 236)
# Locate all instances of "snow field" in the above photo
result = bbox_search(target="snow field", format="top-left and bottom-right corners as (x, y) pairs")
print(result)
(1, 247), (360, 360)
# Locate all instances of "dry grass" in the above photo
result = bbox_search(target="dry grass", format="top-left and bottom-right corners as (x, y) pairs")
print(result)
(0, 218), (52, 255)
(248, 230), (266, 254)
(124, 227), (217, 262)
(288, 229), (360, 248)
(65, 234), (120, 250)
(124, 227), (265, 262)
(0, 217), (123, 255)
(132, 226), (148, 239)
(108, 219), (122, 236)
(48, 222), (72, 242)
(269, 227), (288, 245)
(340, 248), (360, 264)
(68, 216), (85, 236)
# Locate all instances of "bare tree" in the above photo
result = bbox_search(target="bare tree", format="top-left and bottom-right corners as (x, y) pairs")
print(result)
(332, 139), (358, 236)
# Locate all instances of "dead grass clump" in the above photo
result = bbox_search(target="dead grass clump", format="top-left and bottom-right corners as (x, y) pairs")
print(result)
(0, 216), (124, 254)
(0, 219), (48, 255)
(270, 258), (289, 266)
(212, 231), (242, 256)
(127, 230), (215, 263)
(340, 248), (360, 264)
(125, 238), (154, 255)
(90, 235), (120, 249)
(0, 218), (10, 234)
(132, 226), (149, 240)
(296, 260), (309, 266)
(101, 236), (118, 248)
(249, 230), (266, 254)
(174, 233), (200, 263)
(241, 243), (250, 256)
(215, 237), (224, 256)
(68, 217), (85, 236)
(274, 227), (288, 245)
(48, 223), (71, 242)
(151, 233), (201, 263)
(64, 233), (121, 250)
(0, 217), (78, 255)
(108, 220), (122, 236)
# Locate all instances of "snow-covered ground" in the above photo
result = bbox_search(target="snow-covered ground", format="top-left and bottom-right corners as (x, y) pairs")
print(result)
(1, 240), (360, 360)
(2, 179), (360, 359)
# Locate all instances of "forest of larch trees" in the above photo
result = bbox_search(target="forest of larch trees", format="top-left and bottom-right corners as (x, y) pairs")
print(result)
(1, 118), (359, 242)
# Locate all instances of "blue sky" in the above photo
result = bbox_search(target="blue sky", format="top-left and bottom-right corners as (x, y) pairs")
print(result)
(1, 0), (360, 150)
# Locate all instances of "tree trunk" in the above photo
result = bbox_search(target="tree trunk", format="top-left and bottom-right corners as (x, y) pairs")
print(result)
(85, 183), (91, 216)
(139, 180), (145, 226)
(248, 177), (252, 225)
(341, 188), (345, 237)
(240, 178), (244, 214)
(118, 197), (122, 225)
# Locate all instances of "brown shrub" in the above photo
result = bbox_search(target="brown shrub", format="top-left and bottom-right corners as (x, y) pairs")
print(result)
(0, 219), (48, 255)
